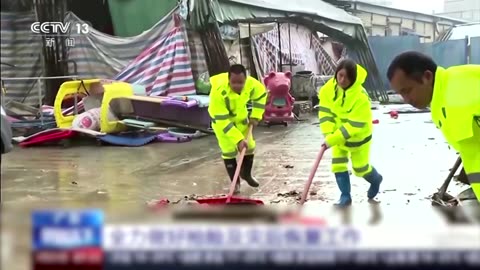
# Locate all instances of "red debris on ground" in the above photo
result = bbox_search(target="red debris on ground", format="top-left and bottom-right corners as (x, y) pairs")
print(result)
(389, 110), (399, 119)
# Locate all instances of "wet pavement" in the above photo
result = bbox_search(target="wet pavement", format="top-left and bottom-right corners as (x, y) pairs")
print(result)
(1, 105), (467, 206)
(1, 105), (478, 270)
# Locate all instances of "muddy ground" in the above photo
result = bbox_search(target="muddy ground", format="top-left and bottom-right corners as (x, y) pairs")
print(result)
(1, 105), (466, 206)
(0, 105), (474, 270)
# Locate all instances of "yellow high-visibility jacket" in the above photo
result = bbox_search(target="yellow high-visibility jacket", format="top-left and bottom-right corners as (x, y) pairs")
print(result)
(318, 64), (373, 149)
(430, 65), (480, 192)
(208, 73), (267, 144)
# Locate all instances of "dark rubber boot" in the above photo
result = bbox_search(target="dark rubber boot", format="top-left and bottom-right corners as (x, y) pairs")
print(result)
(224, 158), (240, 194)
(364, 167), (383, 199)
(334, 171), (352, 207)
(240, 155), (260, 187)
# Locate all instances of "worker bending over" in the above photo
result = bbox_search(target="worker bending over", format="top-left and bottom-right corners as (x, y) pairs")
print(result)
(318, 59), (383, 206)
(208, 64), (267, 194)
(387, 51), (480, 201)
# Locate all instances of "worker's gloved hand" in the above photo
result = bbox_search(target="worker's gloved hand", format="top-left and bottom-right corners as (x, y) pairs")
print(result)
(249, 118), (260, 126)
(325, 133), (342, 148)
(237, 139), (248, 151)
(320, 132), (332, 149)
(321, 142), (330, 149)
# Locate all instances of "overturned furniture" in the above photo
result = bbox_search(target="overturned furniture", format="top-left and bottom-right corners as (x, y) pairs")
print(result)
(109, 95), (212, 133)
(54, 79), (134, 133)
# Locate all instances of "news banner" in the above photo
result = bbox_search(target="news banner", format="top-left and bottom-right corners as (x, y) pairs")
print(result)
(32, 209), (480, 270)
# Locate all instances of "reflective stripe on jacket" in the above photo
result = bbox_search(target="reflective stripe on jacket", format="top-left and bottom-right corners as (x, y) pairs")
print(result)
(318, 64), (373, 148)
(208, 72), (267, 144)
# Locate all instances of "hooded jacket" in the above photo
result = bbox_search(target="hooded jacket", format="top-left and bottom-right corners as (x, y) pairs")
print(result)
(318, 64), (373, 149)
(208, 73), (267, 144)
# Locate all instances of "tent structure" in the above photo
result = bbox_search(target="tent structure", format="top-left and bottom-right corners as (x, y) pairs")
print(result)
(187, 0), (388, 101)
(439, 22), (480, 41)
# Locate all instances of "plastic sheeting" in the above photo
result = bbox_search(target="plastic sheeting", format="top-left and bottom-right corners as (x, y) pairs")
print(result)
(1, 7), (205, 104)
(67, 9), (196, 96)
(187, 0), (387, 101)
(107, 0), (178, 37)
(224, 0), (362, 27)
(219, 23), (276, 40)
(0, 12), (43, 105)
(114, 27), (196, 96)
(205, 0), (361, 40)
(251, 23), (337, 77)
(65, 10), (176, 79)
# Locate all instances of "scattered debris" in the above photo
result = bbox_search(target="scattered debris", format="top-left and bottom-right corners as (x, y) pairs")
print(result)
(277, 190), (299, 197)
(71, 181), (78, 185)
(404, 192), (416, 196)
(389, 111), (399, 119)
(383, 189), (397, 192)
(284, 165), (294, 169)
(428, 138), (435, 140)
(147, 199), (170, 209)
(309, 190), (317, 196)
(386, 108), (430, 114)
(184, 194), (198, 200)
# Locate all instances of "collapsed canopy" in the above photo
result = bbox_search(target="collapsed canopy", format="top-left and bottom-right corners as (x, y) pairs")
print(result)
(188, 0), (387, 101)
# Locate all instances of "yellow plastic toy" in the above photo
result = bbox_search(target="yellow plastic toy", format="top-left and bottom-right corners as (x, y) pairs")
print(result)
(54, 79), (134, 133)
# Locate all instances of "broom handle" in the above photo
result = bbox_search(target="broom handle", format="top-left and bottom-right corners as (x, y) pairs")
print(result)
(300, 145), (327, 205)
(226, 124), (254, 203)
(438, 156), (462, 196)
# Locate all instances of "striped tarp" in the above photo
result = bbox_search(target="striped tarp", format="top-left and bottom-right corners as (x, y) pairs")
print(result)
(0, 12), (43, 105)
(63, 10), (196, 96)
(0, 8), (200, 109)
(251, 23), (337, 78)
(186, 29), (208, 79)
(64, 10), (175, 80)
(114, 26), (195, 96)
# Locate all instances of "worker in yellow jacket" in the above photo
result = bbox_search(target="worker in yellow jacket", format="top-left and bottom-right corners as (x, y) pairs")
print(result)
(318, 59), (383, 206)
(208, 64), (267, 193)
(387, 51), (480, 201)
